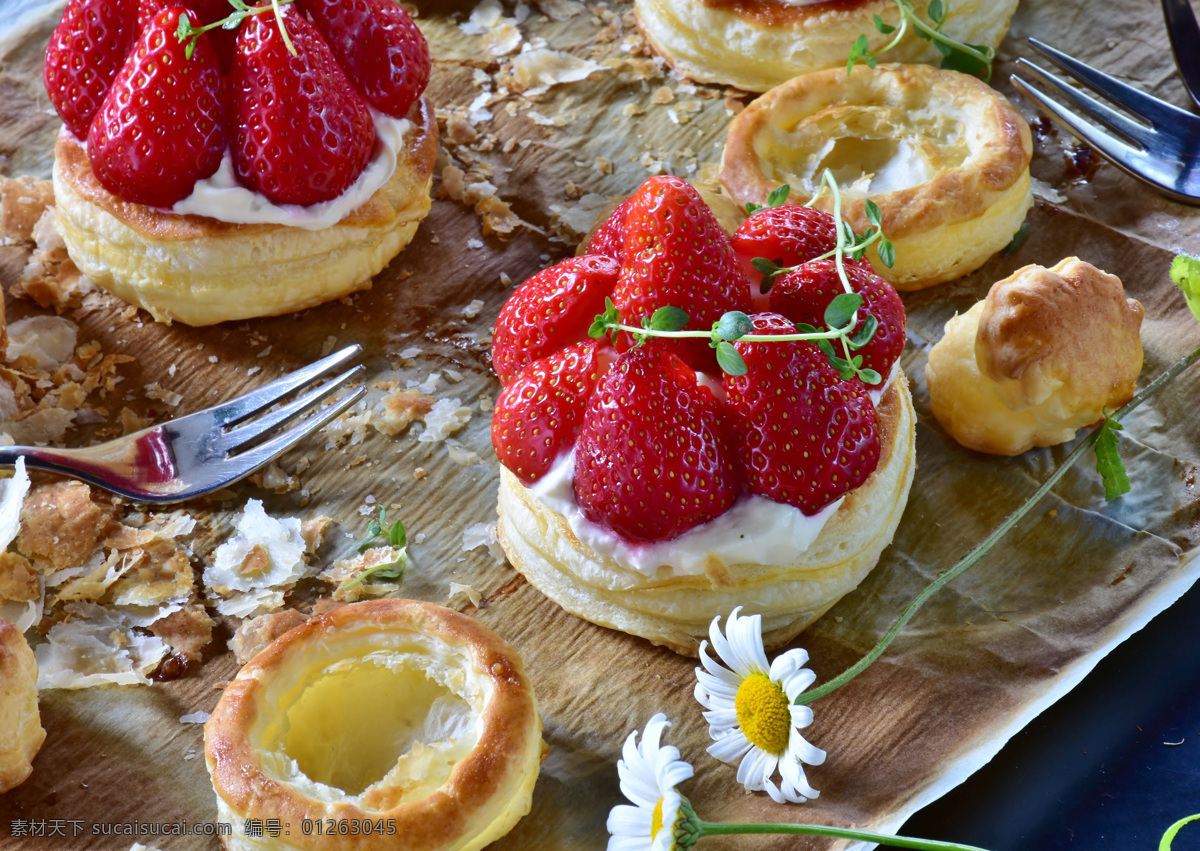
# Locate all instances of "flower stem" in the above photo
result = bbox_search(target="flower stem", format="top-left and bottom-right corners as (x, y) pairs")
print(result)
(697, 820), (989, 851)
(798, 343), (1200, 705)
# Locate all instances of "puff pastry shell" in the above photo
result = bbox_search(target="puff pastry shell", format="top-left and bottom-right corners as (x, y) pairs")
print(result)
(498, 376), (916, 656)
(0, 618), (45, 793)
(52, 98), (438, 327)
(204, 599), (544, 851)
(721, 63), (1033, 290)
(636, 0), (1017, 92)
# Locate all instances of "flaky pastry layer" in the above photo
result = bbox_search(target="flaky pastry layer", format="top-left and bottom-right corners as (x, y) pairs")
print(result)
(498, 375), (916, 656)
(635, 0), (1017, 92)
(52, 98), (438, 326)
(204, 599), (544, 851)
(721, 63), (1032, 290)
(0, 618), (44, 793)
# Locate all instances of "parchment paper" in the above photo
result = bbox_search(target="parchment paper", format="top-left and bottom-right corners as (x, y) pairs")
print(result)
(1, 1), (1199, 849)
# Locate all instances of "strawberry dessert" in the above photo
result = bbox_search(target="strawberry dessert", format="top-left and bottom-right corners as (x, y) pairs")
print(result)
(45, 0), (438, 325)
(492, 176), (917, 655)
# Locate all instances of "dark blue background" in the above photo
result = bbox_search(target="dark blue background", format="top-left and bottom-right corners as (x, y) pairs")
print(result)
(900, 568), (1200, 850)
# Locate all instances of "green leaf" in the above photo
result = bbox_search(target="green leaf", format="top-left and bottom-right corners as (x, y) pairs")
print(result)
(1004, 221), (1031, 256)
(340, 550), (408, 591)
(751, 257), (782, 276)
(873, 13), (895, 34)
(849, 314), (879, 348)
(939, 44), (993, 79)
(745, 201), (763, 216)
(650, 305), (690, 332)
(715, 341), (748, 376)
(588, 297), (621, 340)
(859, 367), (882, 385)
(847, 33), (870, 73)
(1161, 814), (1200, 851)
(928, 0), (945, 24)
(1094, 417), (1131, 500)
(766, 184), (791, 208)
(796, 322), (819, 334)
(816, 338), (836, 360)
(357, 506), (386, 552)
(1170, 253), (1200, 324)
(717, 311), (754, 341)
(825, 292), (863, 330)
(387, 516), (407, 548)
(877, 237), (896, 269)
(864, 199), (883, 229)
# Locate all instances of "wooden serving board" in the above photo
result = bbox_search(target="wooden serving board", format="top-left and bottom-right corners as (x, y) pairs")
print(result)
(2, 1), (1200, 849)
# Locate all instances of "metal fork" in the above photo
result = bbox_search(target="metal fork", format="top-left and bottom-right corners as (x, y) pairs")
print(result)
(1011, 38), (1200, 204)
(0, 344), (366, 503)
(1162, 0), (1200, 110)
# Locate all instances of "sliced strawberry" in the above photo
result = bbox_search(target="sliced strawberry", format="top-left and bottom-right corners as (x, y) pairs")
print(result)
(136, 0), (235, 71)
(493, 341), (610, 487)
(731, 204), (838, 282)
(43, 0), (139, 140)
(613, 176), (749, 373)
(228, 5), (374, 206)
(583, 196), (634, 262)
(296, 0), (430, 119)
(769, 258), (906, 378)
(87, 7), (226, 208)
(723, 313), (879, 515)
(492, 255), (619, 385)
(574, 346), (740, 542)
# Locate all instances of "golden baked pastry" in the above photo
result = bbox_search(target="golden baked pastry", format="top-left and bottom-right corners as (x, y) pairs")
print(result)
(721, 63), (1033, 290)
(0, 618), (45, 793)
(497, 376), (916, 656)
(635, 0), (1017, 92)
(52, 98), (438, 326)
(204, 599), (543, 851)
(926, 257), (1145, 456)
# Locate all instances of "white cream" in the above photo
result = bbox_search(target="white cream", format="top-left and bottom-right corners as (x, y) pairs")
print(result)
(525, 361), (900, 577)
(169, 111), (411, 230)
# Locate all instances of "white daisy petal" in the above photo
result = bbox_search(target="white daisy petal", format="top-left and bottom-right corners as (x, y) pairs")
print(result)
(763, 775), (787, 804)
(607, 804), (650, 835)
(769, 646), (810, 681)
(707, 730), (753, 764)
(789, 732), (827, 766)
(608, 715), (695, 851)
(779, 755), (820, 801)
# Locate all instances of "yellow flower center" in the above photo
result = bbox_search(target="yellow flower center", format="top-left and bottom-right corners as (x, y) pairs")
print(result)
(651, 797), (665, 839)
(734, 671), (791, 755)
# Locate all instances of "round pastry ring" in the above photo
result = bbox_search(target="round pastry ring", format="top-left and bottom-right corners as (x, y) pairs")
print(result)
(204, 599), (544, 851)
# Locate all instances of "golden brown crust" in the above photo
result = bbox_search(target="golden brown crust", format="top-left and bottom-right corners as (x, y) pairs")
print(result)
(720, 63), (1032, 289)
(205, 599), (543, 851)
(0, 619), (45, 794)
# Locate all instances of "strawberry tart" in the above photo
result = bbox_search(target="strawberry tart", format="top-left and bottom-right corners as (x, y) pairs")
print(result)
(45, 0), (437, 326)
(492, 176), (916, 655)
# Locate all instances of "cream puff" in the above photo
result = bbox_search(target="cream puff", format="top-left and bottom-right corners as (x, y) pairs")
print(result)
(721, 63), (1033, 290)
(204, 599), (544, 851)
(926, 258), (1145, 456)
(0, 618), (45, 793)
(636, 0), (1018, 92)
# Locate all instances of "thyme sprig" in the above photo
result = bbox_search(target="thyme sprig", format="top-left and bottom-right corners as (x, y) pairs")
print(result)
(176, 0), (297, 59)
(339, 505), (409, 591)
(846, 0), (995, 81)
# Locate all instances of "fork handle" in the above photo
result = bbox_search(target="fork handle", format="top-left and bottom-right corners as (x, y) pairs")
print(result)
(0, 429), (181, 495)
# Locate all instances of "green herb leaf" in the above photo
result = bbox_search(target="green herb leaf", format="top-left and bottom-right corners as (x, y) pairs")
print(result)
(928, 0), (945, 24)
(745, 201), (763, 216)
(796, 322), (820, 335)
(715, 341), (748, 376)
(752, 257), (782, 276)
(357, 506), (386, 552)
(847, 33), (870, 73)
(877, 236), (896, 269)
(873, 13), (895, 34)
(849, 314), (879, 348)
(939, 43), (993, 79)
(650, 305), (690, 332)
(1170, 253), (1200, 323)
(717, 311), (754, 341)
(589, 297), (621, 340)
(388, 516), (407, 548)
(1094, 417), (1131, 500)
(864, 199), (883, 229)
(816, 338), (836, 360)
(1004, 221), (1031, 256)
(766, 184), (791, 208)
(825, 292), (863, 330)
(859, 367), (882, 385)
(340, 550), (408, 591)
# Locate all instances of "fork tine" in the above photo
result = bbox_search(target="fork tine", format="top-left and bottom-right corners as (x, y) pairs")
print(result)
(1162, 0), (1200, 110)
(1028, 38), (1196, 129)
(1013, 58), (1154, 150)
(208, 344), (364, 428)
(213, 365), (364, 454)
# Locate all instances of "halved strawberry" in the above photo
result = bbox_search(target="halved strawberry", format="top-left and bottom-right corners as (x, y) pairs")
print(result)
(723, 313), (879, 515)
(731, 204), (838, 282)
(583, 196), (634, 263)
(296, 0), (430, 119)
(574, 345), (740, 542)
(136, 0), (235, 71)
(492, 255), (619, 385)
(228, 5), (374, 206)
(87, 7), (226, 208)
(613, 176), (749, 372)
(769, 258), (907, 378)
(43, 0), (139, 140)
(493, 340), (610, 486)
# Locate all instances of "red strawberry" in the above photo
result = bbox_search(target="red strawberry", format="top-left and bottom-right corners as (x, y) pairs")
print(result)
(492, 341), (610, 486)
(731, 204), (838, 282)
(723, 313), (879, 515)
(296, 0), (431, 119)
(583, 196), (634, 262)
(574, 346), (740, 542)
(43, 0), (139, 140)
(492, 255), (619, 385)
(87, 7), (226, 208)
(614, 176), (749, 372)
(769, 258), (906, 378)
(228, 5), (374, 206)
(136, 0), (236, 71)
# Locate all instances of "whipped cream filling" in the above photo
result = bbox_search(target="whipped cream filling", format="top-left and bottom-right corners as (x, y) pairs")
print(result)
(526, 361), (900, 577)
(168, 111), (412, 230)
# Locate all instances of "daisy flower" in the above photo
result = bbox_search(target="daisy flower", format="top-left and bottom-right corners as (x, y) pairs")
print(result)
(694, 607), (827, 804)
(607, 713), (697, 851)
